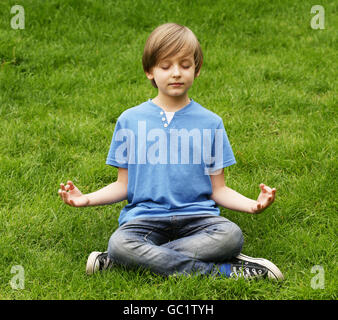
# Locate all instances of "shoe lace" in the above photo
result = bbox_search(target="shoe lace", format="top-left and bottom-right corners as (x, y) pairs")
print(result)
(98, 253), (111, 269)
(230, 263), (264, 279)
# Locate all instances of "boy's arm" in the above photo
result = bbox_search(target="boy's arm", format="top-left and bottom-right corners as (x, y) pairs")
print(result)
(85, 167), (128, 206)
(59, 167), (128, 207)
(210, 169), (276, 214)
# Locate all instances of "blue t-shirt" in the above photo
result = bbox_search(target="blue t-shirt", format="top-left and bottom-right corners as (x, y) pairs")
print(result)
(106, 99), (236, 225)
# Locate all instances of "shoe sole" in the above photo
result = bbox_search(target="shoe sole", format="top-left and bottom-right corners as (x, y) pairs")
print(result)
(86, 251), (101, 275)
(236, 253), (284, 280)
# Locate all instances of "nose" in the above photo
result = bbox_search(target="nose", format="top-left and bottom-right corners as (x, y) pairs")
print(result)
(172, 64), (181, 78)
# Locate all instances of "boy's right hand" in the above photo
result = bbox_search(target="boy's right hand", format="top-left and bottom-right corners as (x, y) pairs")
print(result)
(58, 181), (89, 207)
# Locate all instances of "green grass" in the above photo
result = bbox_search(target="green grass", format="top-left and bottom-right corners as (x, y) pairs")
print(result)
(0, 0), (337, 300)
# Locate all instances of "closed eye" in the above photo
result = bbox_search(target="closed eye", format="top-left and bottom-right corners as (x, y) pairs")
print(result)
(159, 64), (191, 70)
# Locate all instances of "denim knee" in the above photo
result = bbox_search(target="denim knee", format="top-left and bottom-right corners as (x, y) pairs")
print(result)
(203, 220), (243, 261)
(215, 222), (244, 259)
(228, 224), (244, 256)
(107, 231), (127, 260)
(107, 228), (145, 263)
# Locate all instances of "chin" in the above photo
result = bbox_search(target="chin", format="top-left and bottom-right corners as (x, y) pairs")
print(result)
(168, 88), (188, 96)
(168, 92), (186, 98)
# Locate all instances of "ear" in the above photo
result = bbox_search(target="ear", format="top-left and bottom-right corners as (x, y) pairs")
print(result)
(195, 61), (202, 78)
(145, 70), (154, 80)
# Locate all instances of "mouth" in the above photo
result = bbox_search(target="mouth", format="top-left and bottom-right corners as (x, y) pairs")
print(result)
(169, 83), (184, 87)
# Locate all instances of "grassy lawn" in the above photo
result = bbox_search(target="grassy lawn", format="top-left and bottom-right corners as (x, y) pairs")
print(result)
(0, 0), (337, 300)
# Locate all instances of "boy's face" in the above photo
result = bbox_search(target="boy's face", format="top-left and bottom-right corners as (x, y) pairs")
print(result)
(146, 50), (200, 99)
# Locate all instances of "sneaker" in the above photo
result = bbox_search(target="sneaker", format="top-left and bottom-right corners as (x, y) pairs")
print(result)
(230, 253), (284, 280)
(86, 251), (113, 275)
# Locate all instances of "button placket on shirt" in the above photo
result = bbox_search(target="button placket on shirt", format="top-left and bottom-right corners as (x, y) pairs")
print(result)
(159, 111), (168, 128)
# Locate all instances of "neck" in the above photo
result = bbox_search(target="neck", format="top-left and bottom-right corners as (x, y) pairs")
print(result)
(152, 93), (191, 112)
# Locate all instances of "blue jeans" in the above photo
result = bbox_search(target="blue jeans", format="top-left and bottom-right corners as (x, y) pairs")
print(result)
(107, 214), (244, 277)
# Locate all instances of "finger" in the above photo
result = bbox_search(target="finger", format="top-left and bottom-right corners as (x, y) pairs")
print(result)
(62, 190), (71, 204)
(62, 190), (68, 203)
(67, 181), (75, 190)
(60, 183), (66, 191)
(266, 188), (276, 200)
(264, 185), (272, 193)
(59, 190), (65, 202)
(64, 191), (73, 205)
(263, 195), (274, 207)
(271, 189), (276, 201)
(260, 183), (265, 192)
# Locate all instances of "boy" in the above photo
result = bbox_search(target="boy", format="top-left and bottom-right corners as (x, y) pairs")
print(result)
(58, 23), (283, 280)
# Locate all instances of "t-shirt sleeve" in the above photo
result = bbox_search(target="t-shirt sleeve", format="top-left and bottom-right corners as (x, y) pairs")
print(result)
(204, 119), (236, 175)
(106, 117), (132, 169)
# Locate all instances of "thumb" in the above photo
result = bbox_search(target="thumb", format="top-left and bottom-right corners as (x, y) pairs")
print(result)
(67, 181), (75, 190)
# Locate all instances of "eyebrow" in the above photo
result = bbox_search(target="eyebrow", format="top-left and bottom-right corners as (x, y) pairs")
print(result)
(160, 56), (193, 64)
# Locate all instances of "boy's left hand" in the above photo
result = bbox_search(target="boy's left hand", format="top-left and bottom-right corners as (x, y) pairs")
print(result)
(251, 184), (276, 214)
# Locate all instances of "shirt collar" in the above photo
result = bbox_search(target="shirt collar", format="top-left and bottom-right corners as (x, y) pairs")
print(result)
(148, 98), (195, 115)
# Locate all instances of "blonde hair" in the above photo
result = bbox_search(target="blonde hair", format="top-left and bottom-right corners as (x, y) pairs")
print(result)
(142, 23), (203, 88)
